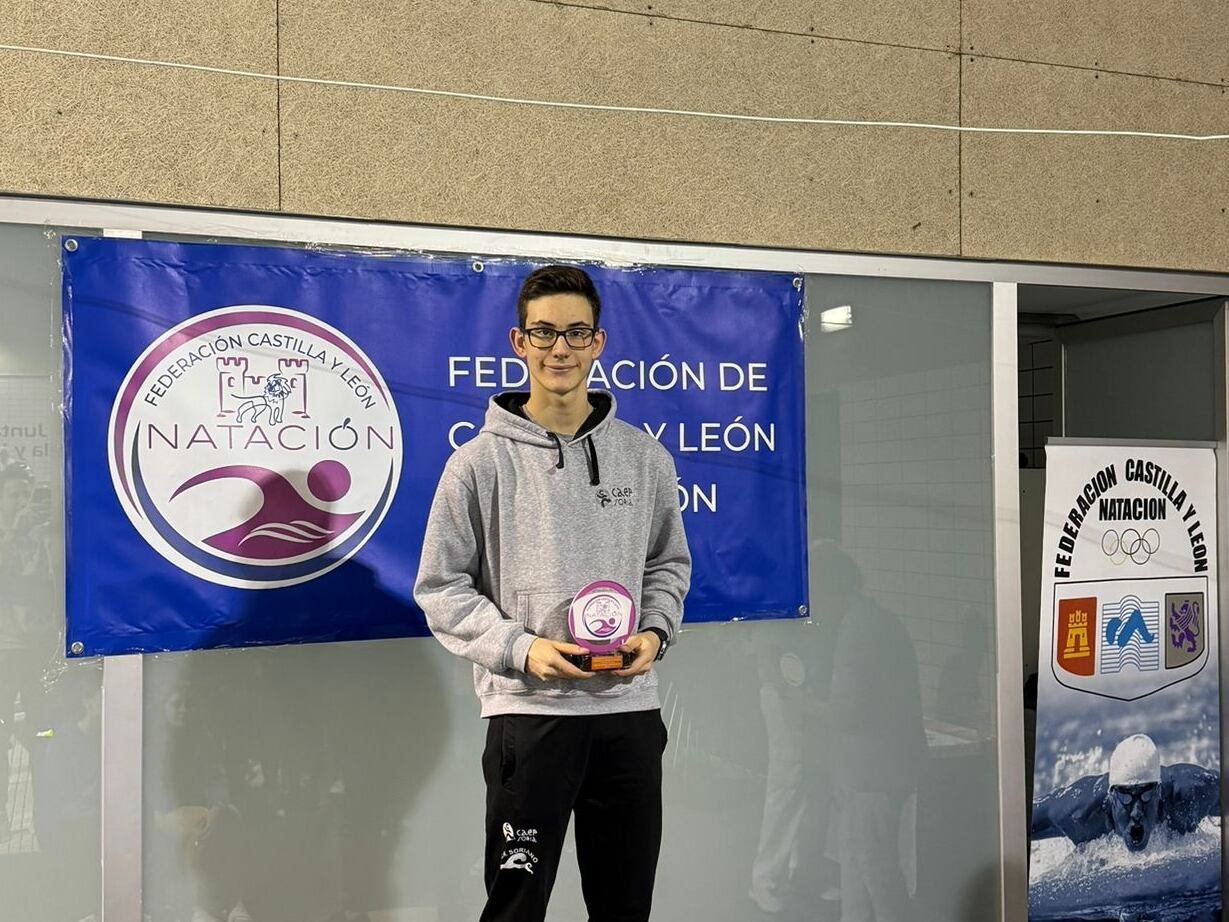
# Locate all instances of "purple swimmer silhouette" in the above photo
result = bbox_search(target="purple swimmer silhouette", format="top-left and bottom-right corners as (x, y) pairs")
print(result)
(171, 460), (362, 560)
(583, 595), (624, 637)
(568, 581), (635, 653)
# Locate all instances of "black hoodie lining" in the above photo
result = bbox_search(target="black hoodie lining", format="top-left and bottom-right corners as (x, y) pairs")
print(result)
(498, 392), (610, 438)
(574, 396), (608, 439)
(496, 392), (608, 485)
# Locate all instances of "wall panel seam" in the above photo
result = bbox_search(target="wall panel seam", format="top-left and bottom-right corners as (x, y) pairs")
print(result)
(958, 0), (964, 257)
(522, 0), (958, 54)
(964, 51), (1229, 91)
(276, 0), (283, 210)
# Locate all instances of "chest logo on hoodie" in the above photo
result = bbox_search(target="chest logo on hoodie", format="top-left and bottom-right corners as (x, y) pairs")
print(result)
(596, 486), (634, 509)
(108, 306), (402, 589)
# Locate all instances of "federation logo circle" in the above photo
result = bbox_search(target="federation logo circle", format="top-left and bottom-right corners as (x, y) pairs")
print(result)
(568, 580), (636, 653)
(107, 305), (402, 589)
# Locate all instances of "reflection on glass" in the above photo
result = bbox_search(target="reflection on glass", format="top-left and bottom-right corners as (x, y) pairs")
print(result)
(743, 543), (927, 922)
(749, 585), (839, 915)
(134, 271), (1002, 922)
(826, 541), (925, 922)
(735, 277), (1000, 922)
(144, 573), (454, 922)
(1, 222), (103, 922)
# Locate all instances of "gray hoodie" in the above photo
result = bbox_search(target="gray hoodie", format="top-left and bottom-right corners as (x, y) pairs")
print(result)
(413, 391), (691, 717)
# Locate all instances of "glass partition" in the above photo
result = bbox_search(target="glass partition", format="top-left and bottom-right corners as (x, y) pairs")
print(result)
(794, 275), (1000, 921)
(0, 223), (103, 921)
(0, 218), (1002, 921)
(140, 265), (999, 921)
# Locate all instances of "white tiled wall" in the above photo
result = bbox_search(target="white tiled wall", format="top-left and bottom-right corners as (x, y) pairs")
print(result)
(1019, 338), (1059, 468)
(838, 361), (995, 721)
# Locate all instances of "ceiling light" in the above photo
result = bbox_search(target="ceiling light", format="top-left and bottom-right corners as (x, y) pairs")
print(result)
(819, 305), (853, 333)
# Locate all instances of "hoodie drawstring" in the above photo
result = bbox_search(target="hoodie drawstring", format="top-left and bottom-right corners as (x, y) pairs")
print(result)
(545, 430), (600, 485)
(584, 436), (600, 486)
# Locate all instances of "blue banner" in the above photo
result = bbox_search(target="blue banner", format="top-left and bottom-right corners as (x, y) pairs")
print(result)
(64, 237), (807, 656)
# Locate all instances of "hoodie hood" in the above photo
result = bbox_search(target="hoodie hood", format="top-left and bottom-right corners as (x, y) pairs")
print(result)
(485, 391), (615, 485)
(486, 391), (615, 442)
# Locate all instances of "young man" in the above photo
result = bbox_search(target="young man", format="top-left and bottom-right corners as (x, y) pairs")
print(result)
(414, 265), (691, 922)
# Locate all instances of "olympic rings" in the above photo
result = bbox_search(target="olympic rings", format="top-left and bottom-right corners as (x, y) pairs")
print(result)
(1102, 527), (1160, 565)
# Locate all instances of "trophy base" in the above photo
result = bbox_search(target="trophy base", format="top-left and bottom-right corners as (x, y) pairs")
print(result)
(565, 651), (635, 672)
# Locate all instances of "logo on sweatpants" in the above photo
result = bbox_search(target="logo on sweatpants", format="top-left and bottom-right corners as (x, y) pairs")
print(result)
(500, 848), (538, 874)
(501, 822), (539, 844)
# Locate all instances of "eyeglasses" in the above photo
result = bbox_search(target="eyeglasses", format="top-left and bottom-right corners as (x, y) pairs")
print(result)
(1112, 783), (1158, 808)
(520, 327), (597, 349)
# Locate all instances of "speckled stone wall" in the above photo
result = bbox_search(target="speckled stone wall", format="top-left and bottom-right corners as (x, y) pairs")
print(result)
(2, 1), (1226, 271)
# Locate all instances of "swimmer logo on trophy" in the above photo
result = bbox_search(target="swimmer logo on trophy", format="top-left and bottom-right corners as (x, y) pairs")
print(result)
(565, 580), (637, 672)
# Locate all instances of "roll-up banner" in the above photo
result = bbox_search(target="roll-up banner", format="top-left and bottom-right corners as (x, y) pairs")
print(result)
(1029, 441), (1221, 922)
(62, 237), (808, 656)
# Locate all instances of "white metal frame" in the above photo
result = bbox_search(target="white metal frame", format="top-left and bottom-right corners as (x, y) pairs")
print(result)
(5, 195), (1229, 295)
(6, 193), (1229, 922)
(1214, 304), (1229, 892)
(101, 656), (143, 922)
(992, 283), (1027, 922)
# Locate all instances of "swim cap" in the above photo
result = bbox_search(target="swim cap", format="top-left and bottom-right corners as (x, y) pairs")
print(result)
(1109, 734), (1160, 787)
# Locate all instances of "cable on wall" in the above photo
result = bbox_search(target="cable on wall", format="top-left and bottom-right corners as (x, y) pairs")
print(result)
(1, 42), (1227, 142)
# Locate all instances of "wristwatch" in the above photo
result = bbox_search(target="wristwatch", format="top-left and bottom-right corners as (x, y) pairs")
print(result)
(646, 627), (669, 661)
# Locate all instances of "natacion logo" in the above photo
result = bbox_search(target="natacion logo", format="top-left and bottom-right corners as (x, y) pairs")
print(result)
(108, 306), (402, 589)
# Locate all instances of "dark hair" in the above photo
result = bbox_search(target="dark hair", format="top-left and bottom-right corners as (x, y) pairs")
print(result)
(516, 265), (602, 329)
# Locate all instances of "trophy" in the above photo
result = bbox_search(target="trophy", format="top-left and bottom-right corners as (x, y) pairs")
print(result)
(564, 580), (637, 672)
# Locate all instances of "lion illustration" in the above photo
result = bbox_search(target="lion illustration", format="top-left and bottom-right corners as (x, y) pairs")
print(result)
(1170, 598), (1201, 654)
(233, 373), (293, 425)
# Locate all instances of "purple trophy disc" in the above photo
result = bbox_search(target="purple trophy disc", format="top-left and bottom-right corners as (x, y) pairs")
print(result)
(568, 580), (636, 653)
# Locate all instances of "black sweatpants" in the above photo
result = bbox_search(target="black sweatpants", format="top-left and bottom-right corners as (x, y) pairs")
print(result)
(479, 709), (667, 922)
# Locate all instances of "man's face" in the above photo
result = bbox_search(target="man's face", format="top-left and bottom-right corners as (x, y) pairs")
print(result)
(510, 293), (605, 400)
(1109, 782), (1161, 851)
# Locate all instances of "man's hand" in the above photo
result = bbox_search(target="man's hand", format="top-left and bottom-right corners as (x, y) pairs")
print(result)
(613, 631), (661, 677)
(525, 638), (595, 680)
